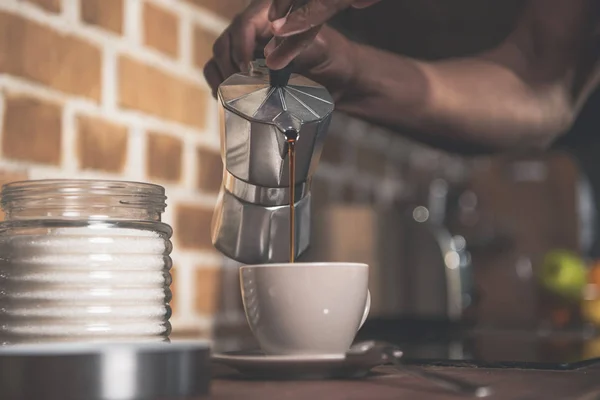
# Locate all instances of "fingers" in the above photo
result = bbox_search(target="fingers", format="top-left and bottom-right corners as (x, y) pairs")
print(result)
(271, 0), (351, 37)
(233, 2), (273, 68)
(268, 0), (294, 21)
(264, 37), (278, 58)
(229, 18), (257, 72)
(203, 0), (272, 93)
(212, 29), (237, 82)
(203, 59), (223, 98)
(291, 26), (358, 102)
(265, 26), (320, 70)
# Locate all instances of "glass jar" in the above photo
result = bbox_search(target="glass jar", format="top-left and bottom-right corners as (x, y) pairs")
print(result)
(0, 180), (173, 345)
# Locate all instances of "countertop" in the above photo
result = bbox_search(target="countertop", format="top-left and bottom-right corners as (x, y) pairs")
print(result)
(208, 362), (600, 399)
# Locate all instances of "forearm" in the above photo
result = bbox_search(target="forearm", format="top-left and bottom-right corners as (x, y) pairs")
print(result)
(338, 45), (573, 155)
(336, 0), (599, 155)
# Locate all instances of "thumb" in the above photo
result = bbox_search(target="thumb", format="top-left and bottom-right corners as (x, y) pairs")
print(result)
(289, 26), (357, 102)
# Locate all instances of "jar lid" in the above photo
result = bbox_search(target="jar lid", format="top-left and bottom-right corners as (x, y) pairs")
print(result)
(0, 340), (211, 400)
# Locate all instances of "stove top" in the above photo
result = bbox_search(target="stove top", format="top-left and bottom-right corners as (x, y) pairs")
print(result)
(357, 318), (600, 370)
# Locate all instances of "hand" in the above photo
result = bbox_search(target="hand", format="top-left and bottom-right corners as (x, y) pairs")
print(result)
(266, 0), (381, 69)
(204, 0), (380, 98)
(204, 0), (272, 97)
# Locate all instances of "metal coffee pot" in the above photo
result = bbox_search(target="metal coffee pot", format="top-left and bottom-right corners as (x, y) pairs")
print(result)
(211, 57), (335, 264)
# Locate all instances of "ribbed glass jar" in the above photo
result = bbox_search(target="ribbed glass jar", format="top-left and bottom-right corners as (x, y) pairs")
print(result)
(0, 180), (173, 345)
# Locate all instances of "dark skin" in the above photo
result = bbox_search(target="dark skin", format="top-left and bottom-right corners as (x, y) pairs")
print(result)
(204, 0), (600, 155)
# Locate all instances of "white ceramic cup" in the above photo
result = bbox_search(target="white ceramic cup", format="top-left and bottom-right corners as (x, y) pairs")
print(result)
(240, 262), (370, 356)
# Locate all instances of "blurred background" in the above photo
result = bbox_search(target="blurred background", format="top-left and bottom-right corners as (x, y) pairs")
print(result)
(1, 0), (599, 361)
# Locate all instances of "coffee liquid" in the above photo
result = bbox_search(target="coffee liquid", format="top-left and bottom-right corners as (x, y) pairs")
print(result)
(285, 130), (298, 263)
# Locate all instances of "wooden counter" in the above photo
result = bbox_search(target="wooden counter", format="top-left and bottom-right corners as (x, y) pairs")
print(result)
(208, 362), (600, 399)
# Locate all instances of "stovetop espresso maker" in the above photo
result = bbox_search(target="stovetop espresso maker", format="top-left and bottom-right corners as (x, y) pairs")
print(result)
(211, 54), (335, 264)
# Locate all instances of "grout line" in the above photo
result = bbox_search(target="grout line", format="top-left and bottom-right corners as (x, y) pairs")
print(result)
(173, 255), (194, 321)
(155, 181), (218, 203)
(0, 160), (56, 172)
(124, 0), (142, 46)
(205, 99), (220, 145)
(171, 195), (218, 210)
(178, 8), (193, 68)
(101, 46), (118, 112)
(62, 0), (80, 23)
(26, 165), (132, 180)
(125, 125), (146, 181)
(1, 0), (17, 8)
(182, 136), (197, 191)
(175, 250), (223, 267)
(170, 315), (213, 332)
(61, 103), (78, 172)
(0, 76), (78, 105)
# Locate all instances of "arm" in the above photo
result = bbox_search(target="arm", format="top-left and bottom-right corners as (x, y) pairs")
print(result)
(338, 0), (600, 154)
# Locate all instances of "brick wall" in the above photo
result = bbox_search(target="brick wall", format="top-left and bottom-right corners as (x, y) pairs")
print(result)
(0, 0), (249, 338)
(2, 0), (531, 346)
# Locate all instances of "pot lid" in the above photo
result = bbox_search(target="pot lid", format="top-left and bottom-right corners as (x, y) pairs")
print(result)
(218, 68), (335, 132)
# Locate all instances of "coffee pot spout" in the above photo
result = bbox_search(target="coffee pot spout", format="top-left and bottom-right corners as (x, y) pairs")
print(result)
(275, 112), (302, 141)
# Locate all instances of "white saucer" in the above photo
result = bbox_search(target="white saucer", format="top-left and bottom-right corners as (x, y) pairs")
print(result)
(212, 349), (385, 380)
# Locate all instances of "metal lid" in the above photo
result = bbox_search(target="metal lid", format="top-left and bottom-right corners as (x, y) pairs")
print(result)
(218, 67), (335, 133)
(0, 340), (211, 400)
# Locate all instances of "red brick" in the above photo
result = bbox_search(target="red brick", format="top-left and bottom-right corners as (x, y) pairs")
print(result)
(118, 56), (208, 129)
(146, 132), (182, 183)
(77, 115), (128, 172)
(0, 12), (102, 101)
(81, 0), (124, 35)
(175, 204), (213, 250)
(143, 2), (179, 58)
(24, 0), (61, 13)
(2, 94), (62, 165)
(183, 0), (247, 20)
(197, 147), (222, 193)
(193, 266), (221, 315)
(193, 25), (217, 70)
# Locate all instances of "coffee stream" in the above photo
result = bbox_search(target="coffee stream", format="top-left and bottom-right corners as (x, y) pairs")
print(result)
(285, 129), (299, 263)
